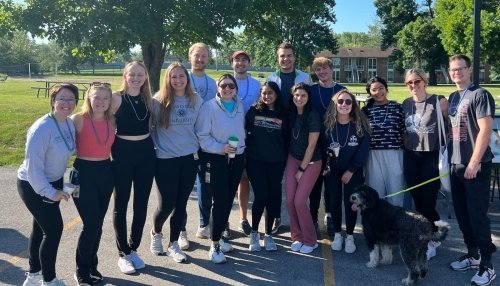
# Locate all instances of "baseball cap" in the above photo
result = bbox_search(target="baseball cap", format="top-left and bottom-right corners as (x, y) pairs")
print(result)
(231, 51), (250, 62)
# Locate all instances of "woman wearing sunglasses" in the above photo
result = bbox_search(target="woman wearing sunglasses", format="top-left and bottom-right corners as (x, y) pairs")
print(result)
(285, 83), (322, 254)
(324, 90), (370, 254)
(402, 68), (448, 260)
(71, 82), (115, 285)
(361, 77), (406, 207)
(18, 84), (79, 286)
(195, 74), (245, 263)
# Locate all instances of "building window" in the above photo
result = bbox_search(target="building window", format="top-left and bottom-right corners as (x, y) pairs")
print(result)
(387, 70), (394, 82)
(368, 70), (377, 79)
(332, 58), (340, 69)
(333, 70), (340, 82)
(368, 58), (377, 70)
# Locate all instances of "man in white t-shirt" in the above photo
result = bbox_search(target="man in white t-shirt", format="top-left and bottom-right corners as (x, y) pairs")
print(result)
(231, 50), (261, 236)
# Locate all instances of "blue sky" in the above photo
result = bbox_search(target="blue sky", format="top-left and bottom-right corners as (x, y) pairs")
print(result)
(332, 0), (377, 33)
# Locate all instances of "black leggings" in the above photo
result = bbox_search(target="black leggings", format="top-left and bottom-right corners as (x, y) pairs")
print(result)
(199, 152), (245, 241)
(17, 178), (63, 283)
(112, 136), (155, 256)
(403, 149), (440, 232)
(73, 159), (114, 277)
(246, 157), (285, 234)
(153, 155), (198, 242)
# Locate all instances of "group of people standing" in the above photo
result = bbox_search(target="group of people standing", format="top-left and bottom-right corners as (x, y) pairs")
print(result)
(17, 39), (496, 286)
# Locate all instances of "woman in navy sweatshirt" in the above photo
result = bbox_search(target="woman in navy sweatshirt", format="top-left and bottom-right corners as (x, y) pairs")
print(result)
(324, 89), (370, 254)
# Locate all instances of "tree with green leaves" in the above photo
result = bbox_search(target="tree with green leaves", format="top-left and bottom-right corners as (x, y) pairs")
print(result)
(216, 33), (276, 68)
(374, 0), (418, 49)
(21, 0), (244, 91)
(395, 16), (448, 85)
(434, 0), (500, 73)
(241, 0), (338, 69)
(0, 0), (19, 38)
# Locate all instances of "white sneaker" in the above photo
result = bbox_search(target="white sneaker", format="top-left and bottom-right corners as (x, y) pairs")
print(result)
(426, 240), (441, 260)
(178, 231), (189, 250)
(23, 271), (42, 286)
(129, 251), (145, 269)
(196, 225), (210, 239)
(290, 241), (303, 252)
(450, 254), (481, 271)
(264, 234), (277, 251)
(41, 278), (67, 285)
(150, 230), (164, 255)
(249, 231), (261, 252)
(331, 233), (343, 251)
(117, 255), (136, 274)
(299, 243), (318, 254)
(167, 241), (187, 263)
(471, 265), (496, 286)
(219, 238), (234, 253)
(344, 235), (356, 253)
(209, 243), (227, 264)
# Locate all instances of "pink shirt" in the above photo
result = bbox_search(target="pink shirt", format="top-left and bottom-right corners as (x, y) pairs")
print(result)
(76, 116), (115, 158)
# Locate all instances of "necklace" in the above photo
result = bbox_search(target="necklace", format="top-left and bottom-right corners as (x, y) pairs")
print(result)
(90, 117), (110, 146)
(190, 73), (209, 98)
(238, 77), (249, 101)
(318, 83), (334, 110)
(292, 115), (302, 139)
(370, 102), (390, 127)
(412, 95), (428, 128)
(49, 112), (75, 151)
(124, 93), (148, 121)
(333, 121), (350, 147)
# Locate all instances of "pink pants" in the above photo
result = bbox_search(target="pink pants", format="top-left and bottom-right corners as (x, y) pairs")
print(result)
(285, 155), (322, 246)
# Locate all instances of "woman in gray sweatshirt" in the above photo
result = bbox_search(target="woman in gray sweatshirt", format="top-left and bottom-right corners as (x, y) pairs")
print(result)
(195, 74), (246, 264)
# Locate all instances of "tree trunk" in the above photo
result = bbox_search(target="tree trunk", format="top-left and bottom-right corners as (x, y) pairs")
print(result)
(142, 42), (166, 93)
(428, 63), (438, 86)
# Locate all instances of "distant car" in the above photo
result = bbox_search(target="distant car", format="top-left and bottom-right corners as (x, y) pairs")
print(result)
(258, 73), (265, 78)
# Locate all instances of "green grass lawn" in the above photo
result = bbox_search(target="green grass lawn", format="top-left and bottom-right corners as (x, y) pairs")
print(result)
(1, 72), (499, 166)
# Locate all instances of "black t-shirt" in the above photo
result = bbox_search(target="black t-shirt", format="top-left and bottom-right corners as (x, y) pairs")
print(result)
(289, 110), (322, 161)
(280, 71), (296, 111)
(448, 85), (495, 164)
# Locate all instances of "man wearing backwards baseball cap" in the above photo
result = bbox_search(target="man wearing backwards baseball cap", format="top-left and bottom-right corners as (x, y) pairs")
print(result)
(231, 50), (261, 237)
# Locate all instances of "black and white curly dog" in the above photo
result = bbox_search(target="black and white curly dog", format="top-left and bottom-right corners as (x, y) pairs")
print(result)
(350, 185), (450, 286)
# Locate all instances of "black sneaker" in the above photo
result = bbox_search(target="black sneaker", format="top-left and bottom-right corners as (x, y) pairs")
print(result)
(222, 222), (231, 239)
(90, 268), (103, 284)
(271, 218), (282, 234)
(239, 219), (252, 236)
(74, 272), (94, 286)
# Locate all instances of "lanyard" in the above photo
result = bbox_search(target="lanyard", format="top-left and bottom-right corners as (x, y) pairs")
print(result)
(190, 73), (208, 98)
(238, 77), (249, 101)
(49, 112), (75, 151)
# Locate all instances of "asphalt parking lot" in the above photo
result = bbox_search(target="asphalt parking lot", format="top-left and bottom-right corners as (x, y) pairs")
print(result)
(0, 166), (499, 286)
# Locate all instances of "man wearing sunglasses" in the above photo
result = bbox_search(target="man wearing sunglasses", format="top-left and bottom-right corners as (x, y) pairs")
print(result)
(447, 54), (496, 286)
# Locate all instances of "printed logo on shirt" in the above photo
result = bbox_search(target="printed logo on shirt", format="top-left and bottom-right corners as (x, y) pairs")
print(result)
(171, 103), (194, 125)
(405, 115), (436, 134)
(451, 98), (470, 142)
(347, 135), (358, 146)
(254, 115), (282, 130)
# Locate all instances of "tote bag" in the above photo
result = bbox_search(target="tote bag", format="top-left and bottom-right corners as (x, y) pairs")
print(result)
(436, 96), (451, 192)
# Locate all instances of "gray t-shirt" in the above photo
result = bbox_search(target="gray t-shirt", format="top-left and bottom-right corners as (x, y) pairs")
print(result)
(448, 85), (495, 164)
(402, 94), (441, 152)
(189, 72), (217, 102)
(151, 94), (203, 158)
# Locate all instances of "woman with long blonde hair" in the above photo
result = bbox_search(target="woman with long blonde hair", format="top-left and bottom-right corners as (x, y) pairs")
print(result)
(71, 83), (115, 284)
(324, 90), (370, 254)
(111, 61), (156, 274)
(149, 62), (202, 263)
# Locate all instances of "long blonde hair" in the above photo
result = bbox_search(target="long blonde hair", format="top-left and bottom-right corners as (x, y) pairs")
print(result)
(116, 61), (153, 111)
(79, 84), (114, 122)
(156, 62), (196, 129)
(324, 90), (371, 136)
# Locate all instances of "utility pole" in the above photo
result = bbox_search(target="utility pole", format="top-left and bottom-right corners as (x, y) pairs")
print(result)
(472, 0), (482, 86)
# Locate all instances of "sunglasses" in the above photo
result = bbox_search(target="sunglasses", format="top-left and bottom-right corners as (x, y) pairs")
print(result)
(91, 82), (111, 88)
(219, 83), (236, 90)
(406, 79), (422, 86)
(337, 98), (353, 105)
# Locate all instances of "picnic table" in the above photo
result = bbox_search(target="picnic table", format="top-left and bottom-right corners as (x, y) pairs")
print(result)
(354, 92), (369, 106)
(31, 80), (99, 98)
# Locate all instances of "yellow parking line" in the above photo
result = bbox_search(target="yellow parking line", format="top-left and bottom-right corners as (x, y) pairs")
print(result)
(319, 208), (335, 285)
(0, 216), (82, 273)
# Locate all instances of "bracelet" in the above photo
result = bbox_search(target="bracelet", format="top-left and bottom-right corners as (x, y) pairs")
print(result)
(298, 166), (306, 172)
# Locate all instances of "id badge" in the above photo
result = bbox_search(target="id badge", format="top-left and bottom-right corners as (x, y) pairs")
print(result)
(72, 187), (80, 198)
(205, 172), (211, 184)
(194, 153), (199, 160)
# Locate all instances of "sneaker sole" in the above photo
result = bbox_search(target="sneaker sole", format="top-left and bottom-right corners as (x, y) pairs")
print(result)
(450, 265), (480, 271)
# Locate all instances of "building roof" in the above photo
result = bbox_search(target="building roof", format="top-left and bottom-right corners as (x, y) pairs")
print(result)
(317, 47), (398, 58)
